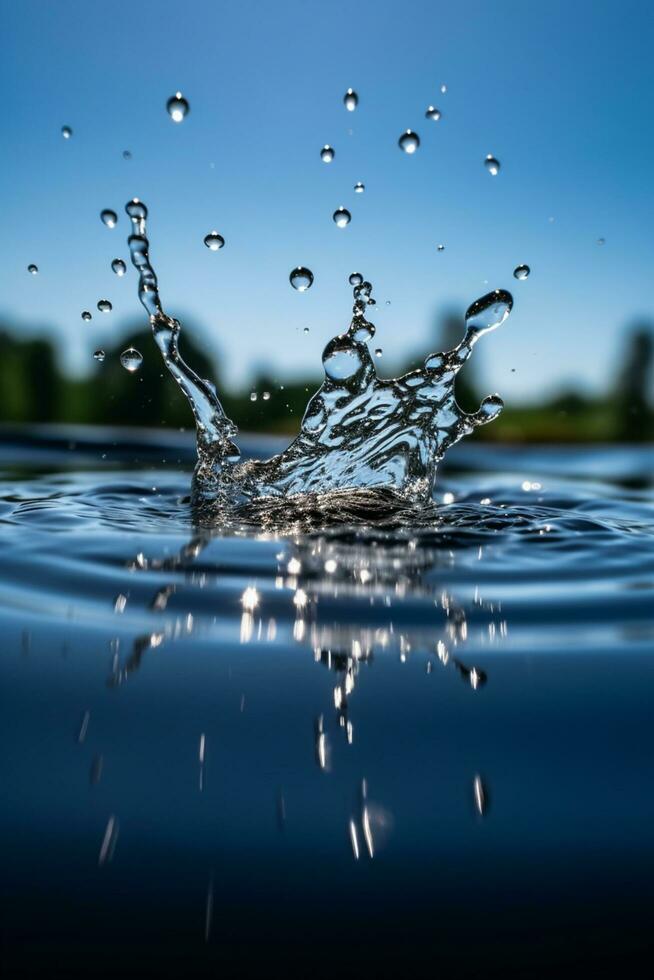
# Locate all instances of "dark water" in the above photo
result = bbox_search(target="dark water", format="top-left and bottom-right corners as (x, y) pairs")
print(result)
(1, 428), (653, 977)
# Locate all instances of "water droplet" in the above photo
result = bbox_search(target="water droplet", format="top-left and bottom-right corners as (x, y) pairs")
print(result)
(93, 349), (105, 361)
(436, 244), (445, 252)
(262, 391), (271, 401)
(290, 267), (314, 291)
(100, 209), (118, 228)
(375, 348), (383, 357)
(320, 145), (335, 163)
(120, 347), (143, 372)
(596, 237), (606, 245)
(27, 264), (38, 274)
(333, 207), (351, 228)
(343, 88), (358, 111)
(61, 125), (72, 139)
(354, 181), (365, 193)
(250, 392), (257, 402)
(398, 130), (420, 154)
(204, 231), (225, 251)
(97, 299), (112, 313)
(111, 258), (127, 276)
(167, 92), (189, 123)
(440, 84), (447, 94)
(513, 264), (530, 280)
(81, 311), (92, 321)
(349, 272), (363, 286)
(465, 289), (513, 336)
(303, 327), (310, 334)
(484, 155), (500, 176)
(126, 199), (148, 221)
(122, 149), (132, 160)
(425, 106), (441, 121)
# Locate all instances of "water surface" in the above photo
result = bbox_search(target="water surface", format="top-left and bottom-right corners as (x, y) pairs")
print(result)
(1, 429), (653, 977)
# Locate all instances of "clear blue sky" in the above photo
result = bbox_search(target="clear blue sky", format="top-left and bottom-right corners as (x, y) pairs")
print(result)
(2, 0), (653, 401)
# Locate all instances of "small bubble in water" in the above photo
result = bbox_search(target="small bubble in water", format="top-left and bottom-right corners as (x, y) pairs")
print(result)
(100, 209), (118, 228)
(262, 391), (271, 401)
(484, 155), (500, 176)
(27, 264), (38, 274)
(333, 207), (351, 228)
(289, 267), (314, 291)
(354, 181), (365, 193)
(399, 130), (420, 154)
(111, 258), (127, 276)
(343, 88), (358, 111)
(250, 392), (257, 402)
(596, 237), (606, 245)
(349, 272), (363, 286)
(436, 244), (445, 251)
(93, 349), (105, 361)
(97, 299), (112, 313)
(513, 264), (530, 280)
(320, 145), (335, 163)
(81, 311), (92, 321)
(303, 327), (310, 334)
(167, 92), (189, 123)
(204, 231), (225, 251)
(375, 348), (383, 357)
(122, 149), (132, 160)
(61, 125), (72, 139)
(425, 106), (441, 121)
(120, 347), (143, 372)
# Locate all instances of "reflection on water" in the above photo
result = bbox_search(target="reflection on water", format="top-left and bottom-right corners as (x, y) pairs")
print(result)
(1, 433), (654, 974)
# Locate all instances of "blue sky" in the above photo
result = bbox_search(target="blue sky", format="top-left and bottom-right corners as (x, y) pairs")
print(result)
(2, 0), (653, 401)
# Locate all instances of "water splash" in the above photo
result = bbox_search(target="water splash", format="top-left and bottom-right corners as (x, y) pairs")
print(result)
(125, 200), (512, 509)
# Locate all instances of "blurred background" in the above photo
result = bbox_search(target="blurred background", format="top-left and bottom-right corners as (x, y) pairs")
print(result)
(1, 0), (653, 442)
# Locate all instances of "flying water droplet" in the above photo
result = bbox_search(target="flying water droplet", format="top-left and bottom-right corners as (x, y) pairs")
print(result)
(349, 272), (363, 286)
(440, 84), (447, 94)
(120, 347), (143, 372)
(111, 258), (127, 276)
(81, 311), (92, 321)
(484, 155), (500, 176)
(303, 327), (310, 334)
(464, 289), (513, 338)
(513, 264), (530, 280)
(250, 392), (257, 402)
(126, 199), (148, 222)
(262, 391), (271, 401)
(97, 299), (112, 313)
(320, 145), (335, 163)
(398, 130), (420, 154)
(436, 244), (445, 252)
(122, 149), (132, 160)
(61, 125), (72, 139)
(290, 267), (314, 291)
(167, 92), (189, 123)
(93, 349), (105, 361)
(375, 348), (383, 357)
(596, 237), (606, 245)
(100, 209), (118, 228)
(343, 88), (358, 111)
(27, 264), (38, 274)
(425, 106), (441, 121)
(204, 231), (225, 251)
(333, 207), (351, 228)
(354, 182), (365, 193)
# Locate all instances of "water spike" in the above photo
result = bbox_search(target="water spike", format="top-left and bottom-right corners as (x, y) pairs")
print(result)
(464, 289), (513, 342)
(124, 199), (238, 474)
